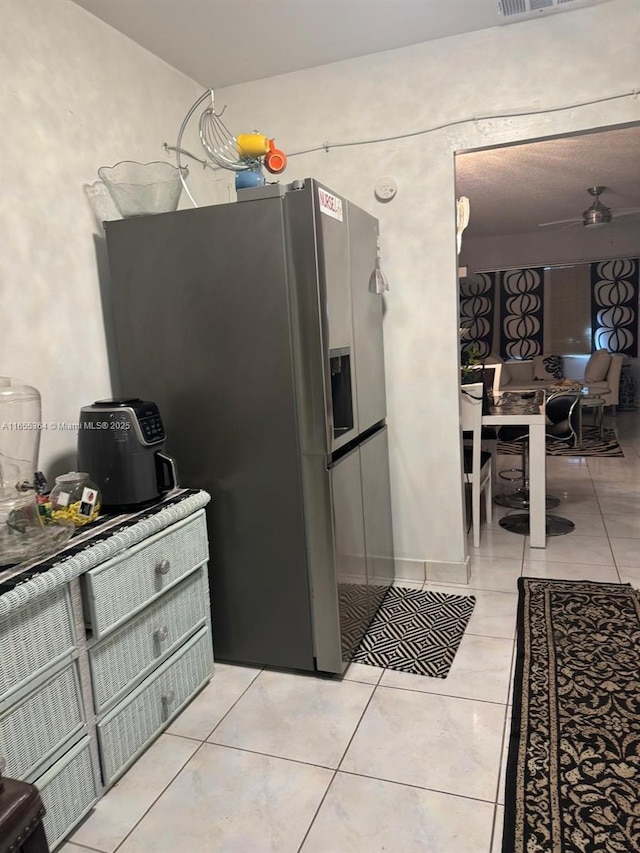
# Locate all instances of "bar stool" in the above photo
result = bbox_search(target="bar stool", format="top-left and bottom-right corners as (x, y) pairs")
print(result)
(0, 760), (49, 853)
(493, 427), (561, 511)
(497, 391), (580, 537)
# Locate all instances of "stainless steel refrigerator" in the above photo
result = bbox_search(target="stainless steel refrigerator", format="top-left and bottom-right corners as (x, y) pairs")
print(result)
(103, 178), (394, 674)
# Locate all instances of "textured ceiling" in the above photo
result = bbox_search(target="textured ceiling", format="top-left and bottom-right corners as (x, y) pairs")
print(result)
(455, 125), (640, 237)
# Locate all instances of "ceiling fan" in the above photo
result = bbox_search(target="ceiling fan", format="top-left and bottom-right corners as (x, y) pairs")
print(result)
(538, 186), (640, 230)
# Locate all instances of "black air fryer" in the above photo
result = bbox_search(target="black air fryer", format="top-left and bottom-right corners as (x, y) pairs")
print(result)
(77, 398), (178, 508)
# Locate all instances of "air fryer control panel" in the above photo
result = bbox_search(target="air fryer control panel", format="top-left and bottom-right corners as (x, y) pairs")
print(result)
(91, 398), (166, 445)
(139, 411), (165, 442)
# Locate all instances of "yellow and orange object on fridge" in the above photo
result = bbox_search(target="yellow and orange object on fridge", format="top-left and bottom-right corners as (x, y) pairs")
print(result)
(237, 133), (287, 174)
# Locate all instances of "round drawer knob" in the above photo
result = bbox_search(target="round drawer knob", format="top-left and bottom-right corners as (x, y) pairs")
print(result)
(155, 559), (171, 576)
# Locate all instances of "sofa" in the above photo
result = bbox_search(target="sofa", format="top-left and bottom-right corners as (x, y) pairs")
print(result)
(491, 351), (624, 407)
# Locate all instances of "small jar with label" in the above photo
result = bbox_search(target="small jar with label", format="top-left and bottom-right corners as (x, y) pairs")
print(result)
(49, 472), (101, 526)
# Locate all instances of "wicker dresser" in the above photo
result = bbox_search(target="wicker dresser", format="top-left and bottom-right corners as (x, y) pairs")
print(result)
(0, 489), (213, 850)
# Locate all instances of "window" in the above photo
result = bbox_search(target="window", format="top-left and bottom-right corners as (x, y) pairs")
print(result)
(545, 264), (591, 354)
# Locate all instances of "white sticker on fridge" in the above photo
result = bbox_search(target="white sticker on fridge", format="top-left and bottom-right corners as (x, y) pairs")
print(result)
(318, 187), (343, 222)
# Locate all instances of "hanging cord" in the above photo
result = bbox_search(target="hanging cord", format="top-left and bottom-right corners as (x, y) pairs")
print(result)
(163, 89), (637, 170)
(285, 90), (638, 158)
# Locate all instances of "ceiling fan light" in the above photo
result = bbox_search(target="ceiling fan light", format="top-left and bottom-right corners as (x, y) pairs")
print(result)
(582, 203), (612, 227)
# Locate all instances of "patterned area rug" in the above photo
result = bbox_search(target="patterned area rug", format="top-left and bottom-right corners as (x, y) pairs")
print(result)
(497, 426), (623, 457)
(351, 586), (475, 677)
(504, 578), (640, 853)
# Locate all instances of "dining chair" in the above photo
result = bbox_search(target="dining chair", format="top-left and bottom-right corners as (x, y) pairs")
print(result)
(462, 364), (501, 484)
(484, 362), (503, 397)
(460, 382), (493, 548)
(545, 390), (581, 446)
(481, 364), (502, 483)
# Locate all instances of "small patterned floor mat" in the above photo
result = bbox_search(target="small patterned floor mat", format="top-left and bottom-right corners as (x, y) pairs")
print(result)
(351, 586), (475, 678)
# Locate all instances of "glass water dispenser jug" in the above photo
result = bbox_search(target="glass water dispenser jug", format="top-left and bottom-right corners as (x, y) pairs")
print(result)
(0, 377), (72, 566)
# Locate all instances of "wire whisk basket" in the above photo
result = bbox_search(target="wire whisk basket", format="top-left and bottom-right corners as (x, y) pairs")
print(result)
(172, 90), (286, 206)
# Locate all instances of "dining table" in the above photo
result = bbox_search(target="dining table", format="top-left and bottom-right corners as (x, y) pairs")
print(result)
(482, 389), (547, 548)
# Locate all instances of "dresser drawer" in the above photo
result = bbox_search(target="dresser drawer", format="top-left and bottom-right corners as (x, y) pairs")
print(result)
(0, 661), (84, 781)
(0, 586), (75, 701)
(98, 625), (213, 786)
(36, 735), (99, 851)
(90, 567), (210, 712)
(82, 510), (208, 638)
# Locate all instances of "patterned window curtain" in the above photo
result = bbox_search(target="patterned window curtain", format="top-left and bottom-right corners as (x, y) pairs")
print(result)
(459, 272), (495, 360)
(499, 267), (545, 359)
(591, 258), (639, 358)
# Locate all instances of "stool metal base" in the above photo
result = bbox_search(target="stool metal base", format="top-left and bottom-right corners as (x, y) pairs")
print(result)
(498, 467), (523, 482)
(494, 489), (561, 510)
(499, 513), (575, 537)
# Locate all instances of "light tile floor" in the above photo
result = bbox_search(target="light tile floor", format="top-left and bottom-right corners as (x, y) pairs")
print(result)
(61, 411), (639, 853)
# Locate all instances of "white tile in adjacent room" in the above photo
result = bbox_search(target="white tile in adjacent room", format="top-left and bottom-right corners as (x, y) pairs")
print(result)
(117, 743), (332, 853)
(589, 470), (640, 487)
(545, 457), (589, 471)
(545, 479), (597, 498)
(587, 459), (640, 480)
(208, 669), (374, 767)
(541, 494), (602, 515)
(544, 512), (607, 537)
(597, 494), (640, 515)
(70, 734), (199, 852)
(341, 686), (504, 802)
(603, 514), (640, 539)
(597, 494), (640, 514)
(301, 772), (495, 853)
(525, 535), (614, 566)
(609, 538), (640, 568)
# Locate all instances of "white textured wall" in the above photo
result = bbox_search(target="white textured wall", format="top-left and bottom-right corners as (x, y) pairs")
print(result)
(461, 220), (640, 275)
(0, 0), (216, 477)
(213, 0), (639, 576)
(1, 0), (639, 578)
